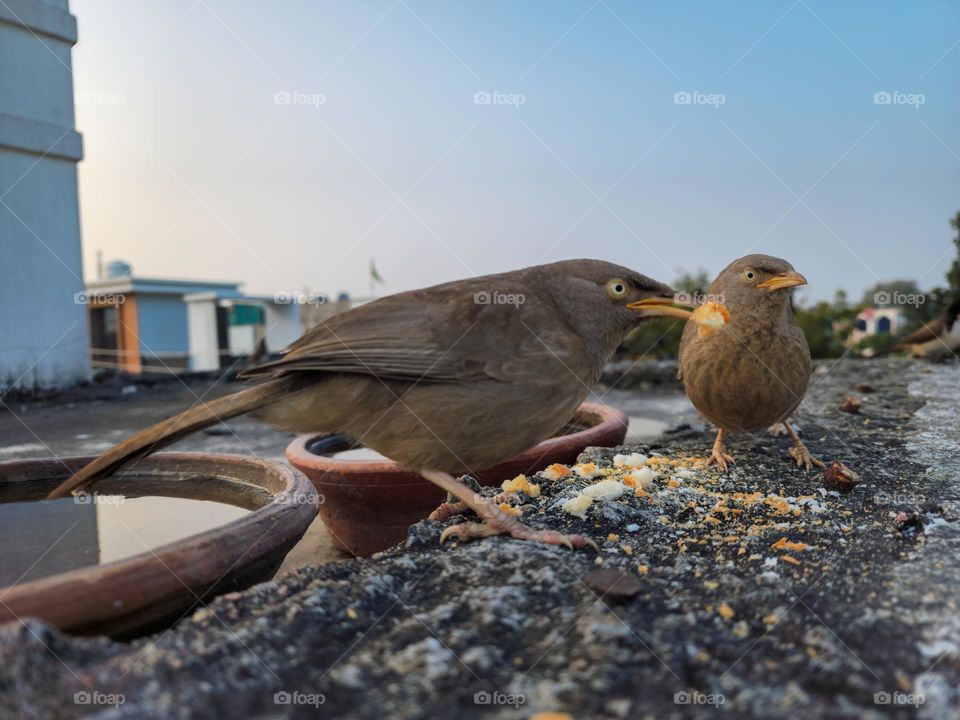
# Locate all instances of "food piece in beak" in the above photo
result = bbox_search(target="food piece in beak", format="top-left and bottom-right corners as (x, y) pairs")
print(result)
(690, 301), (731, 338)
(627, 296), (694, 321)
(757, 270), (807, 291)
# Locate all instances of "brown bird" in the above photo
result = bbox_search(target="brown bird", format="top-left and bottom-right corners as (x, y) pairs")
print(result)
(677, 254), (823, 471)
(888, 300), (960, 359)
(48, 260), (692, 549)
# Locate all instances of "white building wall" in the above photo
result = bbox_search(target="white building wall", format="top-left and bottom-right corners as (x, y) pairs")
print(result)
(0, 0), (89, 391)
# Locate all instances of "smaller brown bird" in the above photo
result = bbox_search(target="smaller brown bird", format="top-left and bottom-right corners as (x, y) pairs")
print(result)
(676, 254), (823, 471)
(888, 300), (960, 359)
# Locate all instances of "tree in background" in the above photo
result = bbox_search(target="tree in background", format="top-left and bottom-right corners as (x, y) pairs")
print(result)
(947, 211), (960, 299)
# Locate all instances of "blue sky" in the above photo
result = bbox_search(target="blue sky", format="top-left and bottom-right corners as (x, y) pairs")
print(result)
(72, 0), (960, 303)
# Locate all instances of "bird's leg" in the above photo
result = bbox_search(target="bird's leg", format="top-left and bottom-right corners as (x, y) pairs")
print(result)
(705, 429), (735, 471)
(768, 422), (789, 437)
(784, 422), (825, 471)
(428, 490), (513, 522)
(420, 470), (597, 551)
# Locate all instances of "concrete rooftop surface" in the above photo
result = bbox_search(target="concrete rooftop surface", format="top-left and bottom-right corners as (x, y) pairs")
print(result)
(0, 359), (958, 719)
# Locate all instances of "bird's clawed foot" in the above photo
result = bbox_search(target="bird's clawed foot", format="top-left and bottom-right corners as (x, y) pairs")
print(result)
(419, 470), (596, 551)
(428, 491), (510, 522)
(705, 430), (735, 471)
(783, 422), (825, 471)
(787, 442), (825, 471)
(439, 515), (598, 551)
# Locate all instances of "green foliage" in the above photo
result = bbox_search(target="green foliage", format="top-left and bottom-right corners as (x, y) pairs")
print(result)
(948, 211), (960, 299)
(624, 270), (709, 358)
(794, 300), (846, 358)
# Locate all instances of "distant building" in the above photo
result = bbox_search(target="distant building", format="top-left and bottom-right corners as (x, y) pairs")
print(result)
(847, 307), (908, 348)
(84, 262), (300, 374)
(0, 0), (89, 391)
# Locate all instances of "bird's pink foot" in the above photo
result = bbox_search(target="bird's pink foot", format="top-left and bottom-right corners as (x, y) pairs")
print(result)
(706, 448), (735, 471)
(787, 442), (825, 471)
(439, 517), (597, 551)
(428, 491), (510, 522)
(783, 422), (824, 471)
(418, 470), (595, 551)
(705, 429), (734, 471)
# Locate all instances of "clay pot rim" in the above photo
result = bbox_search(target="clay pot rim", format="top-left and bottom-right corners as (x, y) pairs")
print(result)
(285, 401), (628, 484)
(0, 452), (318, 636)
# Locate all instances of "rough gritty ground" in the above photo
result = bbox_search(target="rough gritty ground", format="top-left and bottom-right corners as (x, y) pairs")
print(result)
(1, 359), (959, 719)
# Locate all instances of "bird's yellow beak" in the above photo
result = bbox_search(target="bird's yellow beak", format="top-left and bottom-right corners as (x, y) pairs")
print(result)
(757, 270), (807, 291)
(627, 295), (695, 320)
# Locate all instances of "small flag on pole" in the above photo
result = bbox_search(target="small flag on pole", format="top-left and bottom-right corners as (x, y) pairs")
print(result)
(369, 258), (385, 297)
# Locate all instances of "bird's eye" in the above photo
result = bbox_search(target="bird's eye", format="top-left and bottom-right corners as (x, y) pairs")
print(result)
(743, 269), (757, 282)
(606, 279), (629, 299)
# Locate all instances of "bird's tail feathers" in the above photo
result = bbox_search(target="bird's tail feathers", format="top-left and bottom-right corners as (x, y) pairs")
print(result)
(46, 378), (292, 499)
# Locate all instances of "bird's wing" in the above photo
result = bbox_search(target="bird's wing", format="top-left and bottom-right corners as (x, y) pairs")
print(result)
(897, 316), (946, 346)
(240, 275), (577, 385)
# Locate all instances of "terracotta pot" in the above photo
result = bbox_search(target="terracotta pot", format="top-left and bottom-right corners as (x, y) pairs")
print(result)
(0, 453), (318, 638)
(286, 402), (628, 556)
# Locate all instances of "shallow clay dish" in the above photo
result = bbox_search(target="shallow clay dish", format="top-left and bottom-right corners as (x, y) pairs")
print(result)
(0, 453), (318, 638)
(286, 402), (628, 556)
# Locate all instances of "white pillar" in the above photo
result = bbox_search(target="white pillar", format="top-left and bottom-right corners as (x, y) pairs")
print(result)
(186, 294), (220, 372)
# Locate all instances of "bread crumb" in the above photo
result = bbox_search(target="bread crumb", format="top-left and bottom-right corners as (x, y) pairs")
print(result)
(623, 466), (657, 490)
(692, 301), (731, 338)
(346, 608), (358, 620)
(573, 462), (603, 479)
(562, 493), (593, 519)
(613, 452), (648, 468)
(718, 603), (735, 620)
(540, 463), (571, 481)
(771, 537), (808, 552)
(637, 564), (649, 574)
(582, 479), (625, 499)
(501, 474), (540, 498)
(498, 503), (522, 517)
